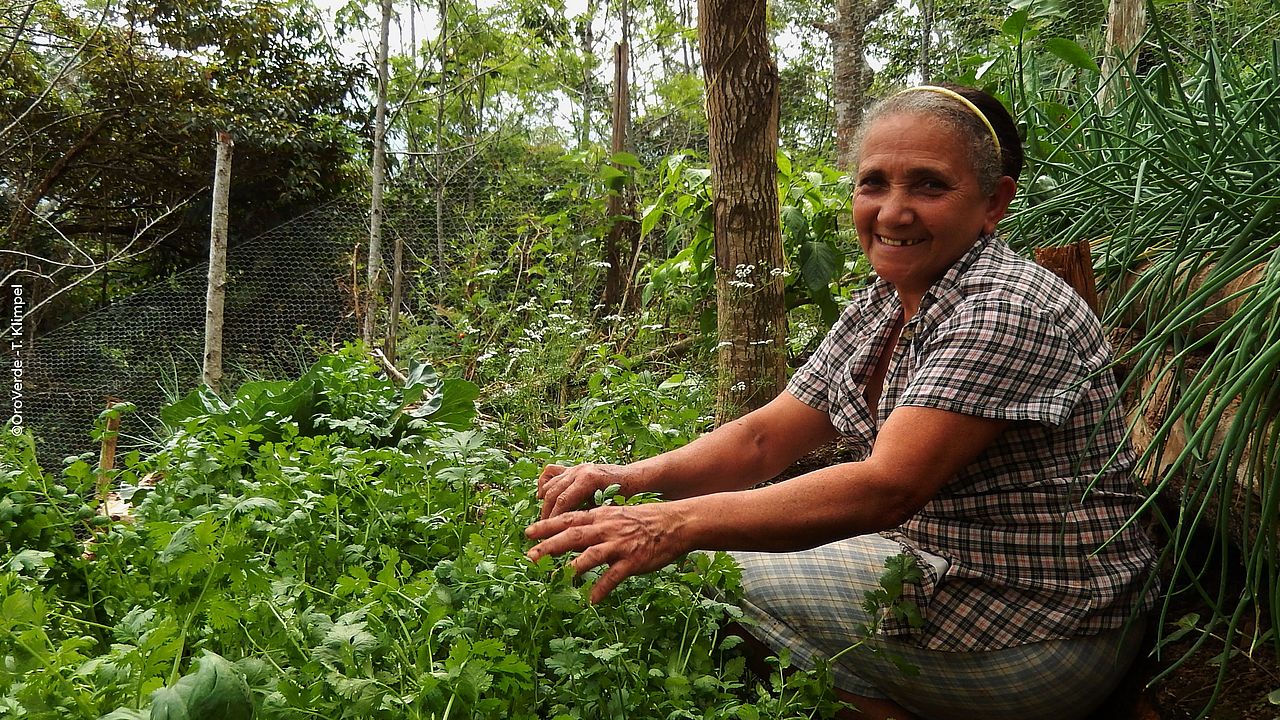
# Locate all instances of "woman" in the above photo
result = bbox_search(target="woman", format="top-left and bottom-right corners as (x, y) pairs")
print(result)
(525, 84), (1158, 720)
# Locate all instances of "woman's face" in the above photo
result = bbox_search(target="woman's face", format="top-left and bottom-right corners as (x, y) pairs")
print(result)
(853, 112), (1014, 309)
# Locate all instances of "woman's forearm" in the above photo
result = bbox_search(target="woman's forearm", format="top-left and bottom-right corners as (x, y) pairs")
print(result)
(626, 393), (839, 500)
(674, 460), (918, 553)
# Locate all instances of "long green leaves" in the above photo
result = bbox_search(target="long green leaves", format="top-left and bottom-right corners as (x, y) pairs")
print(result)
(1003, 25), (1280, 713)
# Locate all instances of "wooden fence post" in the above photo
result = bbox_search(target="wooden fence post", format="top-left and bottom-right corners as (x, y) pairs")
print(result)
(204, 131), (233, 393)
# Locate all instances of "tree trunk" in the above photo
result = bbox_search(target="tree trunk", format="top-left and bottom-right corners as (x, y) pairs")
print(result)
(575, 1), (597, 149)
(364, 0), (392, 346)
(824, 0), (895, 171)
(434, 0), (449, 272)
(918, 0), (936, 81)
(1034, 239), (1100, 317)
(203, 131), (233, 393)
(604, 41), (634, 310)
(698, 0), (787, 424)
(1097, 0), (1147, 110)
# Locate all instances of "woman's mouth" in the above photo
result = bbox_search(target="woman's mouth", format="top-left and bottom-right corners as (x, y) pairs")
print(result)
(877, 235), (927, 247)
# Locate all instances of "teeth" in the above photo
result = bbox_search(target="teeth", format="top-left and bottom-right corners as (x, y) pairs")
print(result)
(878, 235), (924, 247)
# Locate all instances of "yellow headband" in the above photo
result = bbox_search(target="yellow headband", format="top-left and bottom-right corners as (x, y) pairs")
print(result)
(898, 85), (1001, 154)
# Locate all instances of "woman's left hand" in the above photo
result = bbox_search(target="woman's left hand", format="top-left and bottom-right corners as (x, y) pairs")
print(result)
(525, 503), (690, 603)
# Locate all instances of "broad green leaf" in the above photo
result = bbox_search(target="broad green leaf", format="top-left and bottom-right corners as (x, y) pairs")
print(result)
(229, 497), (282, 517)
(610, 151), (642, 169)
(781, 206), (809, 241)
(149, 652), (251, 720)
(5, 549), (54, 578)
(99, 709), (149, 720)
(429, 379), (480, 429)
(799, 240), (842, 292)
(159, 385), (228, 428)
(148, 688), (190, 720)
(1044, 37), (1099, 73)
(403, 361), (440, 390)
(599, 165), (628, 191)
(1001, 8), (1029, 37)
(1036, 101), (1079, 131)
(640, 198), (666, 239)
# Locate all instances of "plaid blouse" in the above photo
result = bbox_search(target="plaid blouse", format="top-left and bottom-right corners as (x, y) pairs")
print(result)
(787, 233), (1159, 651)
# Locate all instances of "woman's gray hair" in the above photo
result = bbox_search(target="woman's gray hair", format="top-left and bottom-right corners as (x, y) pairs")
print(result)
(854, 90), (1005, 195)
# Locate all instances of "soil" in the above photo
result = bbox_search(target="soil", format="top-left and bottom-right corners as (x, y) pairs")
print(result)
(1092, 602), (1278, 720)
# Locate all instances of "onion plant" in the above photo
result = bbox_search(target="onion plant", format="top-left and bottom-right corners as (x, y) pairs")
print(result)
(1000, 20), (1280, 713)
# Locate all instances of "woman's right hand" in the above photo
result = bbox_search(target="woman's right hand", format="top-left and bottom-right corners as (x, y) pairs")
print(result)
(537, 463), (643, 521)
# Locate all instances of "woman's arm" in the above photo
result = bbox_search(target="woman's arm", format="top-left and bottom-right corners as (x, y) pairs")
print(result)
(537, 391), (839, 520)
(679, 406), (1008, 551)
(526, 405), (1007, 602)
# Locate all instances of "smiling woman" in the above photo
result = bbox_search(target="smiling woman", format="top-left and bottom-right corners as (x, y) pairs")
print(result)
(526, 84), (1159, 720)
(851, 115), (1015, 317)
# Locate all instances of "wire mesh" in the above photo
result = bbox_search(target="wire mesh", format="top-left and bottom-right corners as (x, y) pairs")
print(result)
(1, 175), (525, 472)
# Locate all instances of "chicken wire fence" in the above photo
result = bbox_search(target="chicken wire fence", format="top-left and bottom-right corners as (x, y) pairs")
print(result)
(3, 179), (530, 471)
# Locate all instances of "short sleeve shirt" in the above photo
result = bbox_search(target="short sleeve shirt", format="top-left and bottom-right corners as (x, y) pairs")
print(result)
(787, 233), (1159, 652)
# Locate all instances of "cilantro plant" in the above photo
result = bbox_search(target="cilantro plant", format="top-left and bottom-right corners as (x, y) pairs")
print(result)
(1, 351), (890, 719)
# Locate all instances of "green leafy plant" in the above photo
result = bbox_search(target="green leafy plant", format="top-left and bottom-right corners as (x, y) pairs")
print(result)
(1, 356), (847, 719)
(160, 345), (478, 448)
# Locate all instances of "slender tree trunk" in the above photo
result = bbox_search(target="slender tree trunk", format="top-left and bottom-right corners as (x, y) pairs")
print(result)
(918, 0), (935, 81)
(364, 0), (392, 346)
(1097, 0), (1147, 110)
(406, 0), (421, 175)
(680, 0), (692, 74)
(604, 41), (634, 310)
(698, 0), (786, 424)
(822, 0), (895, 171)
(575, 0), (598, 150)
(203, 131), (233, 393)
(435, 0), (449, 273)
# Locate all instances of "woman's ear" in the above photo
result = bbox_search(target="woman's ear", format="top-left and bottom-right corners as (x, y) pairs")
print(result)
(983, 175), (1018, 234)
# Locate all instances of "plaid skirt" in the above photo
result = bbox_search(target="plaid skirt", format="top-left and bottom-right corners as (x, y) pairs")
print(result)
(730, 534), (1145, 720)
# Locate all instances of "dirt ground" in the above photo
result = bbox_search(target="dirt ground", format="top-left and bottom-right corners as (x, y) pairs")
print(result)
(1093, 609), (1278, 719)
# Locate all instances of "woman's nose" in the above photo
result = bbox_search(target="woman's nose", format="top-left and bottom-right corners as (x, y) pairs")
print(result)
(877, 188), (914, 226)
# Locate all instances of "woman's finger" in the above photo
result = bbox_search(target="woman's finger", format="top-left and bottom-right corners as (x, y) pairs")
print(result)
(588, 562), (634, 604)
(525, 511), (608, 560)
(536, 464), (567, 499)
(545, 479), (596, 520)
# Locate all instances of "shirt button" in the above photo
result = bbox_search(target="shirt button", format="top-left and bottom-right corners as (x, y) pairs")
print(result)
(901, 328), (915, 342)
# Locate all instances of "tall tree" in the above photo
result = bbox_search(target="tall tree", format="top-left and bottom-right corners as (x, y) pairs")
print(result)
(697, 0), (787, 424)
(603, 39), (636, 310)
(819, 0), (895, 170)
(917, 0), (936, 80)
(365, 0), (392, 346)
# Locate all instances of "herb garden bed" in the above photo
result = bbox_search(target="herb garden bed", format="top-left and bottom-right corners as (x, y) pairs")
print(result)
(1, 349), (845, 719)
